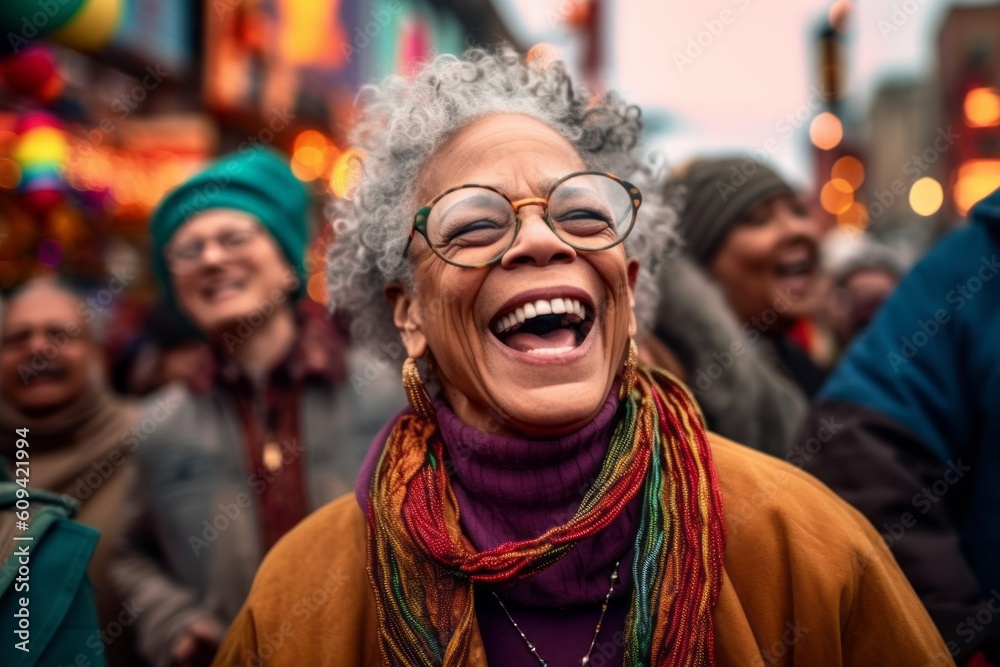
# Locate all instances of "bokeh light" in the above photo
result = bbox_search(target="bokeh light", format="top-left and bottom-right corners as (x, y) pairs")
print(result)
(810, 112), (843, 151)
(330, 148), (364, 199)
(909, 177), (943, 216)
(294, 130), (330, 152)
(291, 157), (320, 181)
(15, 126), (69, 165)
(292, 130), (337, 182)
(963, 87), (1000, 128)
(306, 272), (327, 304)
(829, 0), (853, 32)
(831, 155), (864, 189)
(294, 145), (324, 168)
(955, 160), (1000, 215)
(820, 178), (854, 214)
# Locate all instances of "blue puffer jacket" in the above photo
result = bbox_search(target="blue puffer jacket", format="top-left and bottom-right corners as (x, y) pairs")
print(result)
(798, 188), (1000, 663)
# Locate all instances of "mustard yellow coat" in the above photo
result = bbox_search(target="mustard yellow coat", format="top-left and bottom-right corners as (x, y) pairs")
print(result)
(213, 434), (953, 666)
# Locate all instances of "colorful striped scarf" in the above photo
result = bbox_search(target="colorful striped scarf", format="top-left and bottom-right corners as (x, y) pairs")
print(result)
(366, 366), (726, 666)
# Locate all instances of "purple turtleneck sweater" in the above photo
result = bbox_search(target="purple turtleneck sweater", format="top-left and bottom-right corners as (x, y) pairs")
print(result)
(356, 393), (638, 667)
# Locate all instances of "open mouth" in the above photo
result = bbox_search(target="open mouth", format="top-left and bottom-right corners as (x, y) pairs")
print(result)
(774, 257), (813, 279)
(490, 297), (595, 355)
(26, 365), (67, 386)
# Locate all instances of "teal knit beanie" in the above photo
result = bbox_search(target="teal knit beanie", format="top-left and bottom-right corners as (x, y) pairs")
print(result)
(150, 147), (310, 302)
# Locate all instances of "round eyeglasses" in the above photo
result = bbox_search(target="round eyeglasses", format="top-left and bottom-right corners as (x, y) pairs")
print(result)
(164, 225), (263, 275)
(403, 171), (643, 269)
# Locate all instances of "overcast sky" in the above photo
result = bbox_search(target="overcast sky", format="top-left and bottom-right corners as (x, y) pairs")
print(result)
(494, 0), (995, 190)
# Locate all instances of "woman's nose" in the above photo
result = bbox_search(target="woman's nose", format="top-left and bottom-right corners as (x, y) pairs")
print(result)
(499, 206), (577, 268)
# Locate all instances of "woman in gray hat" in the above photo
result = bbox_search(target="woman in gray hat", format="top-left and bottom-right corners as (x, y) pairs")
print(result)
(650, 157), (825, 457)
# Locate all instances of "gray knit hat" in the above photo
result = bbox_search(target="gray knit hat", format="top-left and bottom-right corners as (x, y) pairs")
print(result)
(674, 157), (796, 266)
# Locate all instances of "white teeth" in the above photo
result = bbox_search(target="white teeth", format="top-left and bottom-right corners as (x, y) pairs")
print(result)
(491, 297), (593, 334)
(525, 346), (575, 355)
(206, 281), (242, 298)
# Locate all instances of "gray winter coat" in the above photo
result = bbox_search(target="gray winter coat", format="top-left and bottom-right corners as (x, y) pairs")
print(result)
(652, 254), (808, 457)
(110, 351), (403, 667)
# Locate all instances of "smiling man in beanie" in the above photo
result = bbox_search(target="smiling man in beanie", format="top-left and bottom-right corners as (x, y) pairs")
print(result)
(111, 147), (379, 667)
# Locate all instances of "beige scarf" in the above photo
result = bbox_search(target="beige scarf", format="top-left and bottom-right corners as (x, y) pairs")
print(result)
(0, 379), (135, 499)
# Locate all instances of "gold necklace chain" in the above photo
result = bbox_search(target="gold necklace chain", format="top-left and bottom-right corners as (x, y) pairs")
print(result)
(490, 560), (620, 666)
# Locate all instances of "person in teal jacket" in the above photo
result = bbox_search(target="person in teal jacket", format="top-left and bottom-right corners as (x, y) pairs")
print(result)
(797, 187), (1000, 664)
(0, 465), (105, 667)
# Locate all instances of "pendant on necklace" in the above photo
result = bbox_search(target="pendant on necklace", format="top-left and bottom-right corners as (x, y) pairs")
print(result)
(263, 440), (283, 473)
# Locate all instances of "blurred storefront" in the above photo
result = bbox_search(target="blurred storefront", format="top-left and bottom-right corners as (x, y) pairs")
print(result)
(937, 4), (1000, 220)
(0, 0), (516, 310)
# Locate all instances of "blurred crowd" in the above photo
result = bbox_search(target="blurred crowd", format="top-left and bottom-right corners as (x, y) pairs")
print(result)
(0, 30), (998, 667)
(2, 140), (998, 665)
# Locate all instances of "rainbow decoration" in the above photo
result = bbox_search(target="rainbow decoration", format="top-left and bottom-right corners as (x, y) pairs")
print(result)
(13, 112), (68, 214)
(0, 0), (122, 56)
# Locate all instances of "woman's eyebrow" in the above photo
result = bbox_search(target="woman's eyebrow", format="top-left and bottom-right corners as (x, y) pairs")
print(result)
(439, 174), (568, 199)
(537, 176), (562, 195)
(495, 175), (563, 197)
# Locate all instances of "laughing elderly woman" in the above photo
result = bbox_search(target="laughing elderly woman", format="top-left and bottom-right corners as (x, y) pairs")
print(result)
(213, 49), (949, 667)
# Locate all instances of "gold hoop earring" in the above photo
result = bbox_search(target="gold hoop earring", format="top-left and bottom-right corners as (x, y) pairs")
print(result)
(619, 338), (638, 401)
(402, 358), (435, 419)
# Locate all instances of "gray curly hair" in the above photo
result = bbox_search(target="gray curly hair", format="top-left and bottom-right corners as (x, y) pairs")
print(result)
(325, 47), (677, 350)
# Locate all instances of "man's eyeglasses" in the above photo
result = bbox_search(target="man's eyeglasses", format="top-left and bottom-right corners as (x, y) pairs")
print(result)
(165, 225), (263, 275)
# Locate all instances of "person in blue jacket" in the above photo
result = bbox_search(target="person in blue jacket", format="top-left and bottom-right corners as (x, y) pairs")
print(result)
(797, 187), (1000, 665)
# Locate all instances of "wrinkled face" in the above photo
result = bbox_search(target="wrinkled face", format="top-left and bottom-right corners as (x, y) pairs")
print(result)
(709, 194), (819, 329)
(0, 287), (93, 415)
(389, 114), (639, 437)
(166, 210), (298, 336)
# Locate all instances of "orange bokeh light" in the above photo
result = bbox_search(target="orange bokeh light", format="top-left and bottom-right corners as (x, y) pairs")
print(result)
(306, 272), (327, 304)
(831, 155), (864, 189)
(955, 160), (1000, 215)
(964, 88), (1000, 128)
(820, 178), (854, 214)
(293, 145), (325, 168)
(291, 158), (320, 182)
(294, 129), (330, 152)
(810, 112), (843, 151)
